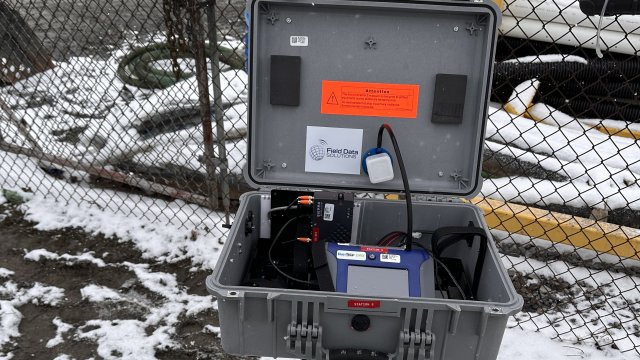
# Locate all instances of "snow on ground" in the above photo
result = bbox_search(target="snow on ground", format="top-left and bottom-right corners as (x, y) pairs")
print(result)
(1, 282), (65, 307)
(77, 319), (175, 360)
(0, 269), (13, 279)
(494, 229), (640, 352)
(0, 281), (65, 352)
(25, 249), (107, 267)
(52, 355), (75, 360)
(498, 326), (637, 360)
(0, 239), (217, 359)
(46, 317), (74, 348)
(0, 149), (228, 270)
(72, 261), (214, 360)
(23, 194), (226, 269)
(80, 285), (123, 303)
(505, 251), (640, 351)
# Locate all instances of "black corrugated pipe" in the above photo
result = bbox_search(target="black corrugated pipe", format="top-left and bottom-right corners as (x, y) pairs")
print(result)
(542, 96), (640, 122)
(493, 60), (640, 85)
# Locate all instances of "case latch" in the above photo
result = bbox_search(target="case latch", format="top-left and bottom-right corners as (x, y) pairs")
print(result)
(286, 322), (323, 359)
(398, 330), (435, 360)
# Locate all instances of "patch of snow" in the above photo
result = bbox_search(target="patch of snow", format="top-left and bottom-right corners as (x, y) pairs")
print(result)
(502, 250), (640, 352)
(482, 176), (640, 211)
(75, 264), (214, 360)
(18, 190), (226, 270)
(503, 54), (588, 64)
(2, 282), (65, 307)
(527, 103), (590, 131)
(203, 325), (220, 336)
(0, 269), (14, 279)
(0, 281), (65, 351)
(123, 262), (214, 320)
(484, 140), (640, 192)
(24, 249), (106, 267)
(0, 301), (22, 351)
(52, 355), (74, 360)
(580, 118), (640, 133)
(80, 285), (123, 302)
(77, 320), (175, 360)
(499, 326), (637, 360)
(46, 317), (74, 348)
(487, 106), (640, 173)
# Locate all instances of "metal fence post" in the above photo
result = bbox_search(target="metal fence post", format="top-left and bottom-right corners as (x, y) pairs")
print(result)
(188, 0), (219, 210)
(206, 0), (231, 225)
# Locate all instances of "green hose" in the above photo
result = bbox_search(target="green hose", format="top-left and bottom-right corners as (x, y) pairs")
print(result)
(117, 42), (244, 89)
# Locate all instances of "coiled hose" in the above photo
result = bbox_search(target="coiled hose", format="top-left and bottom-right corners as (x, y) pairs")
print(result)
(117, 42), (244, 89)
(492, 58), (640, 122)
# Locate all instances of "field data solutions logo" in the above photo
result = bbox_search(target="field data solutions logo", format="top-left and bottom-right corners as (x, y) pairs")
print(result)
(305, 126), (363, 175)
(309, 139), (360, 162)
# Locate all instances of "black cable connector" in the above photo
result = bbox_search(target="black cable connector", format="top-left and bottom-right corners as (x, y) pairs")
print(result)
(376, 123), (413, 251)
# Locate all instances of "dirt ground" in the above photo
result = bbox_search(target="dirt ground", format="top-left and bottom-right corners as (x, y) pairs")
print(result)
(0, 203), (248, 360)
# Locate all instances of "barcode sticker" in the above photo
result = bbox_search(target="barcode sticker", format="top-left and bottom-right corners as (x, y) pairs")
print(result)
(290, 36), (309, 46)
(380, 253), (401, 263)
(323, 203), (335, 221)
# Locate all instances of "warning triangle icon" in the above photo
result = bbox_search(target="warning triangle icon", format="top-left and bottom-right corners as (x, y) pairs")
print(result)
(327, 92), (339, 105)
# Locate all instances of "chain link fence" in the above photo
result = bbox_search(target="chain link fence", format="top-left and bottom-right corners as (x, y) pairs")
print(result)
(1, 0), (640, 356)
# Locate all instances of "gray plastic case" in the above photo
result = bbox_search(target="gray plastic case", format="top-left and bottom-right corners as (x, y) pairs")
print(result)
(247, 0), (498, 196)
(207, 0), (523, 359)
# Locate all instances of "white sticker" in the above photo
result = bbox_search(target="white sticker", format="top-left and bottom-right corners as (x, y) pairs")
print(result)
(380, 253), (401, 263)
(337, 250), (367, 261)
(305, 126), (363, 175)
(323, 203), (335, 221)
(290, 36), (309, 46)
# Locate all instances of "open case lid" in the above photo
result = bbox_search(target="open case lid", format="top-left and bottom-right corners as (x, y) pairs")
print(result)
(246, 0), (500, 197)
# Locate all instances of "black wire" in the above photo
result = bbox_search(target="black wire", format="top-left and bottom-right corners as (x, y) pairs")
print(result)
(268, 198), (299, 218)
(267, 215), (316, 285)
(411, 241), (467, 300)
(377, 123), (413, 251)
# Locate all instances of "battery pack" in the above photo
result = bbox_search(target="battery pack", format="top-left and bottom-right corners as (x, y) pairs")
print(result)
(312, 191), (354, 243)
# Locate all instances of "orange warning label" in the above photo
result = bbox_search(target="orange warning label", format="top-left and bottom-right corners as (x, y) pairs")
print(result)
(321, 80), (420, 118)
